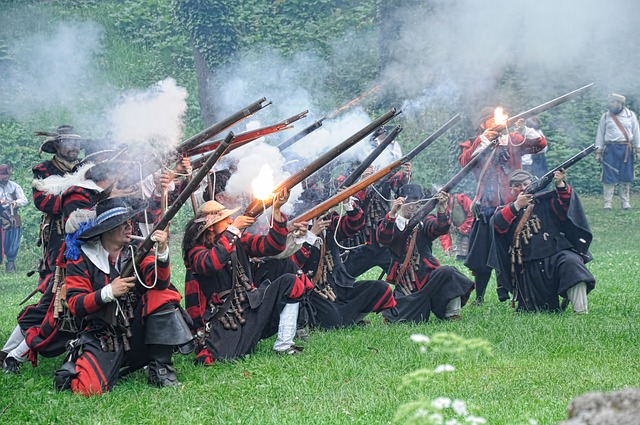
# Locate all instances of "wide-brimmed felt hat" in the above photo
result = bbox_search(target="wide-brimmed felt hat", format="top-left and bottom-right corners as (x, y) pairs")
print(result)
(508, 169), (533, 186)
(475, 106), (496, 129)
(194, 200), (240, 237)
(0, 164), (11, 178)
(399, 184), (424, 201)
(79, 197), (148, 241)
(36, 125), (84, 155)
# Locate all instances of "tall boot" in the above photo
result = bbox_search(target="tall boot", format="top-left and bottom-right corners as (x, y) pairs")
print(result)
(620, 182), (632, 210)
(603, 184), (615, 210)
(566, 282), (588, 314)
(444, 297), (462, 320)
(273, 303), (303, 355)
(147, 344), (180, 387)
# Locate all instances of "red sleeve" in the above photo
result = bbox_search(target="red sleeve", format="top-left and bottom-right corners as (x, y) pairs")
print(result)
(187, 237), (235, 276)
(62, 187), (94, 219)
(377, 212), (397, 247)
(439, 233), (452, 251)
(291, 243), (313, 269)
(551, 185), (571, 219)
(65, 257), (108, 318)
(457, 194), (474, 235)
(139, 252), (171, 290)
(494, 203), (519, 234)
(32, 163), (63, 215)
(330, 206), (364, 242)
(243, 216), (289, 257)
(458, 137), (483, 167)
(422, 212), (450, 239)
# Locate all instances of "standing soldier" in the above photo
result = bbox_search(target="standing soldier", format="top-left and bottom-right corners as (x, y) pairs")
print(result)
(595, 93), (640, 210)
(459, 107), (547, 305)
(0, 164), (28, 273)
(33, 125), (84, 278)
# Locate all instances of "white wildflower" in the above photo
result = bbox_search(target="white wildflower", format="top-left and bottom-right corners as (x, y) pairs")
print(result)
(429, 413), (444, 425)
(431, 397), (452, 410)
(528, 420), (539, 425)
(434, 364), (456, 373)
(420, 346), (428, 353)
(410, 334), (431, 343)
(452, 399), (468, 416)
(414, 408), (429, 418)
(446, 420), (461, 425)
(466, 416), (487, 424)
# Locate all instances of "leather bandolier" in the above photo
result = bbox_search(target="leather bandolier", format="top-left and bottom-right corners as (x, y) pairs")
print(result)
(341, 190), (388, 250)
(312, 237), (337, 302)
(392, 227), (420, 296)
(508, 204), (540, 304)
(204, 249), (255, 332)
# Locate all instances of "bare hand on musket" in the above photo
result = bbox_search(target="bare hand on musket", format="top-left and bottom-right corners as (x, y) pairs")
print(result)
(482, 129), (500, 141)
(436, 191), (449, 212)
(360, 166), (375, 180)
(310, 218), (331, 236)
(289, 221), (309, 238)
(159, 170), (175, 189)
(402, 162), (412, 178)
(232, 216), (255, 230)
(176, 157), (192, 176)
(554, 169), (567, 188)
(111, 276), (136, 298)
(515, 118), (527, 135)
(514, 193), (533, 211)
(390, 197), (406, 218)
(151, 230), (168, 253)
(273, 187), (290, 210)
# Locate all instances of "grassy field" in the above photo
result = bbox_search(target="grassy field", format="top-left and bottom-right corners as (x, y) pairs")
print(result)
(0, 195), (639, 424)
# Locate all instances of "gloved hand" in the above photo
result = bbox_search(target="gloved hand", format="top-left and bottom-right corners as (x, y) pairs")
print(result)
(595, 149), (602, 163)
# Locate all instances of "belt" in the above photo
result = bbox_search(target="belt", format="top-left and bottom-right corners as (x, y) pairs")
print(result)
(605, 141), (631, 144)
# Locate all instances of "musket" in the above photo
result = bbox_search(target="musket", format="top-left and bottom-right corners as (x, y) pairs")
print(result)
(338, 125), (403, 189)
(243, 108), (401, 218)
(526, 144), (596, 195)
(184, 110), (308, 158)
(120, 132), (235, 277)
(277, 117), (326, 152)
(176, 98), (269, 153)
(489, 83), (594, 133)
(389, 142), (497, 257)
(291, 114), (462, 223)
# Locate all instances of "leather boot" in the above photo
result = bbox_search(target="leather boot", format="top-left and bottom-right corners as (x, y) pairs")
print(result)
(147, 344), (180, 388)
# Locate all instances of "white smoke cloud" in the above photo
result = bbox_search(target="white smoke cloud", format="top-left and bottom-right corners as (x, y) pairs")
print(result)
(382, 0), (640, 110)
(108, 78), (188, 151)
(0, 21), (109, 123)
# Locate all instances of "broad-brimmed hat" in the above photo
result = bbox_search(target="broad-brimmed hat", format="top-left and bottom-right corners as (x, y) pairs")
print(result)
(399, 184), (424, 201)
(610, 93), (626, 104)
(475, 106), (496, 129)
(36, 125), (83, 155)
(194, 200), (240, 237)
(508, 169), (533, 186)
(79, 197), (147, 241)
(0, 164), (11, 178)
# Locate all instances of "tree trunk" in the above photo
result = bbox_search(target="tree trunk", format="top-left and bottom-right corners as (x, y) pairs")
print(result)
(192, 43), (217, 127)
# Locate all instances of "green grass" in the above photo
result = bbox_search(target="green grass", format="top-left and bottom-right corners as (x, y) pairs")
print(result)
(0, 195), (639, 424)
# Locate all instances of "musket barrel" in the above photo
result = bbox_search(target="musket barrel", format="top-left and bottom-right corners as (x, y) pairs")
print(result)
(120, 132), (235, 277)
(176, 98), (267, 153)
(243, 108), (400, 218)
(339, 125), (403, 189)
(277, 117), (326, 152)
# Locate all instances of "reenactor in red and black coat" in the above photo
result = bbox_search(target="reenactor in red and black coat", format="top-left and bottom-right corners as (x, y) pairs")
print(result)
(489, 169), (595, 313)
(183, 189), (313, 364)
(54, 197), (192, 395)
(377, 184), (474, 323)
(459, 108), (547, 304)
(290, 197), (396, 329)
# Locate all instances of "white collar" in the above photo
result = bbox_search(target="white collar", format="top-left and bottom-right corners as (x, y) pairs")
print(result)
(81, 238), (114, 274)
(395, 215), (408, 232)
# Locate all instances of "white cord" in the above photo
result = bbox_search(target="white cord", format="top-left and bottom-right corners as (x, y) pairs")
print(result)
(129, 244), (158, 289)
